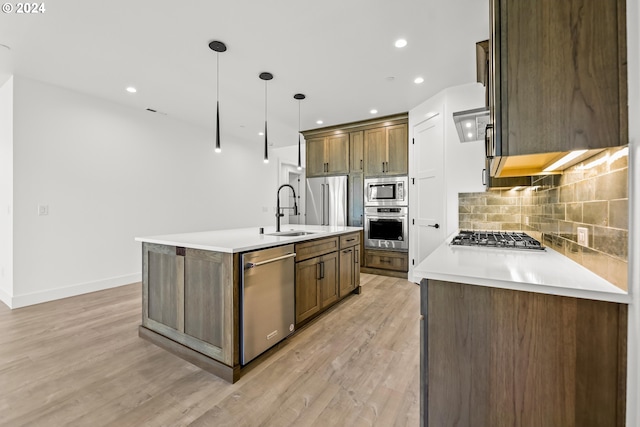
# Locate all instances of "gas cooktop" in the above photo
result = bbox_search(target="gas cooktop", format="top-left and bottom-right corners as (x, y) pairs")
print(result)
(451, 230), (545, 250)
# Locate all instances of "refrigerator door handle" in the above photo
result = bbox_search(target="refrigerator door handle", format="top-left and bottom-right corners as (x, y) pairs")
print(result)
(325, 183), (330, 225)
(321, 184), (325, 225)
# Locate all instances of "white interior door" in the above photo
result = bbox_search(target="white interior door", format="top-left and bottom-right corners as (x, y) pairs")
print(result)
(410, 112), (445, 280)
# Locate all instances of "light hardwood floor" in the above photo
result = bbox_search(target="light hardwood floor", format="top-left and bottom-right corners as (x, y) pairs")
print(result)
(0, 273), (419, 426)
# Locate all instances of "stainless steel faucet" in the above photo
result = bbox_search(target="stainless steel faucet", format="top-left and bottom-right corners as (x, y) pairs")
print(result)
(276, 184), (298, 232)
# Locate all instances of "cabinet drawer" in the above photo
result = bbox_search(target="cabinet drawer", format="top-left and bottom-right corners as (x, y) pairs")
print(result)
(295, 237), (339, 262)
(339, 232), (360, 249)
(365, 249), (408, 272)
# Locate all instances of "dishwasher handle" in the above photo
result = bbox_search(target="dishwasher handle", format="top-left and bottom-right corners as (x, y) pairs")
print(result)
(245, 252), (296, 269)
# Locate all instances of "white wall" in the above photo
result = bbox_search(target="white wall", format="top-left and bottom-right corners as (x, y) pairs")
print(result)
(409, 82), (486, 236)
(0, 77), (13, 306)
(441, 83), (487, 236)
(9, 76), (281, 308)
(408, 82), (486, 282)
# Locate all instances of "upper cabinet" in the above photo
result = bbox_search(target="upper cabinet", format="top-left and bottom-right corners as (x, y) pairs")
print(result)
(349, 130), (364, 173)
(305, 134), (350, 177)
(303, 114), (408, 179)
(364, 124), (408, 177)
(488, 0), (627, 177)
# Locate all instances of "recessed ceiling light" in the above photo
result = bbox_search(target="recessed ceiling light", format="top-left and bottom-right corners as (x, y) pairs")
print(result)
(395, 39), (407, 48)
(316, 120), (323, 125)
(467, 132), (473, 138)
(370, 109), (378, 114)
(465, 122), (472, 128)
(126, 87), (137, 93)
(414, 77), (424, 84)
(258, 132), (264, 136)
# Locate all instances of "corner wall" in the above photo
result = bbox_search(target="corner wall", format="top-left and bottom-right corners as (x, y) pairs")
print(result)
(10, 76), (279, 308)
(0, 77), (13, 306)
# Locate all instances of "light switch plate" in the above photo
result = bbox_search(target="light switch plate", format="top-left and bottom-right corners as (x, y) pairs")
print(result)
(577, 227), (588, 246)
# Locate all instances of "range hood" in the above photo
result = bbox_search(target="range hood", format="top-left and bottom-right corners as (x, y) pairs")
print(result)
(453, 107), (490, 142)
(453, 40), (490, 143)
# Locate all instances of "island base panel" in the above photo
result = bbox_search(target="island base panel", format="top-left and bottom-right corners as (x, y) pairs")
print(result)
(139, 326), (240, 383)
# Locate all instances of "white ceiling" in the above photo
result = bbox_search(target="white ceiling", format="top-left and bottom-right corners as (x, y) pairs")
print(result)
(0, 0), (489, 148)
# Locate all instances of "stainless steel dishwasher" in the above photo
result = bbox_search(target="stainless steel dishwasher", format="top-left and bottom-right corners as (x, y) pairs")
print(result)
(241, 244), (296, 365)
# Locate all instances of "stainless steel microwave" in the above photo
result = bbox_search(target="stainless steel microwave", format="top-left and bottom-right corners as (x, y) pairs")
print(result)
(364, 176), (408, 206)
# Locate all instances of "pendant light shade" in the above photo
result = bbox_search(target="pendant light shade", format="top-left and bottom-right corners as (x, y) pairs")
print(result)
(293, 93), (305, 170)
(209, 40), (227, 153)
(260, 72), (273, 163)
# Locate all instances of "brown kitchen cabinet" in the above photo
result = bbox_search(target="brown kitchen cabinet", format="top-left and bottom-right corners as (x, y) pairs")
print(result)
(304, 134), (349, 177)
(364, 249), (408, 272)
(294, 237), (341, 325)
(488, 0), (627, 176)
(364, 124), (408, 177)
(339, 232), (361, 297)
(421, 279), (627, 427)
(349, 130), (364, 172)
(142, 243), (235, 367)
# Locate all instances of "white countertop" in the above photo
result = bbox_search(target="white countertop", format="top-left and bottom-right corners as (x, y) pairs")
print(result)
(414, 234), (630, 304)
(135, 225), (363, 253)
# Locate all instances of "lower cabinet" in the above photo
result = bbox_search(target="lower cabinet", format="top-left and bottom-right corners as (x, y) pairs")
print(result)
(421, 279), (627, 427)
(295, 233), (361, 326)
(143, 243), (235, 367)
(364, 249), (408, 272)
(295, 251), (338, 325)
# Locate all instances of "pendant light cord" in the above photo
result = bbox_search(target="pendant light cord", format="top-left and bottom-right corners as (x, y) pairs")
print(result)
(216, 52), (219, 103)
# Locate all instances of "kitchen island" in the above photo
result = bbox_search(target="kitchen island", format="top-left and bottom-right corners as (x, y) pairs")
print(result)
(135, 225), (363, 383)
(415, 236), (629, 426)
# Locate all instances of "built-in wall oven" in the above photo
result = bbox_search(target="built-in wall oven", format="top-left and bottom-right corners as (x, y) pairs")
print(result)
(364, 206), (408, 251)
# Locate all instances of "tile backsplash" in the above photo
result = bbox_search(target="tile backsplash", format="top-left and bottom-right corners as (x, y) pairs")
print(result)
(459, 146), (629, 290)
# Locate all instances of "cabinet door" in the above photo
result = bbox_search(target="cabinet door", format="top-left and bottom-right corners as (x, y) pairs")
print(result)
(498, 0), (625, 155)
(364, 128), (386, 176)
(350, 131), (364, 172)
(295, 258), (321, 324)
(183, 249), (231, 351)
(386, 124), (408, 175)
(145, 243), (183, 331)
(339, 247), (354, 297)
(306, 137), (327, 177)
(326, 134), (350, 174)
(319, 251), (339, 308)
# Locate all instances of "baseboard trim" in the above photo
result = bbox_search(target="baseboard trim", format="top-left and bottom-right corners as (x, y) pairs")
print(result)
(0, 287), (12, 309)
(10, 273), (142, 309)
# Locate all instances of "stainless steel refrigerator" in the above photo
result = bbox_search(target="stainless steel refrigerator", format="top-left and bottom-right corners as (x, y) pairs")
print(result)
(305, 175), (348, 226)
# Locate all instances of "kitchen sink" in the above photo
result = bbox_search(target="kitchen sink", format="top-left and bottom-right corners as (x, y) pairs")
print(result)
(267, 231), (317, 237)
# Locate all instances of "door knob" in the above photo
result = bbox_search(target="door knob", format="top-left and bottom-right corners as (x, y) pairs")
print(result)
(428, 223), (440, 229)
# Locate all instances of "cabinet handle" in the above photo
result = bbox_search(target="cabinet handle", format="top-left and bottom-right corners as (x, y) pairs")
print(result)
(346, 238), (355, 242)
(380, 258), (391, 263)
(316, 263), (321, 280)
(354, 249), (359, 264)
(320, 261), (325, 279)
(485, 124), (494, 158)
(482, 168), (486, 186)
(360, 159), (363, 170)
(382, 161), (385, 173)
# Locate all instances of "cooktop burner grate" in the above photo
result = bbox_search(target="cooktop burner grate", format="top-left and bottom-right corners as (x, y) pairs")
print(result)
(451, 230), (544, 250)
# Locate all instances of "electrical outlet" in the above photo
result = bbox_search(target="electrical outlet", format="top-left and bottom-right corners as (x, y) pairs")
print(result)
(37, 204), (49, 216)
(525, 217), (529, 226)
(577, 227), (588, 246)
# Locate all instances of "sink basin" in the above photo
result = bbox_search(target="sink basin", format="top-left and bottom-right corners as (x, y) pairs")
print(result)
(267, 231), (317, 237)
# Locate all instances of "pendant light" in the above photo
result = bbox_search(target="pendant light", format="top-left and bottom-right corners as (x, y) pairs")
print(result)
(293, 94), (305, 170)
(259, 72), (273, 163)
(208, 40), (227, 153)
